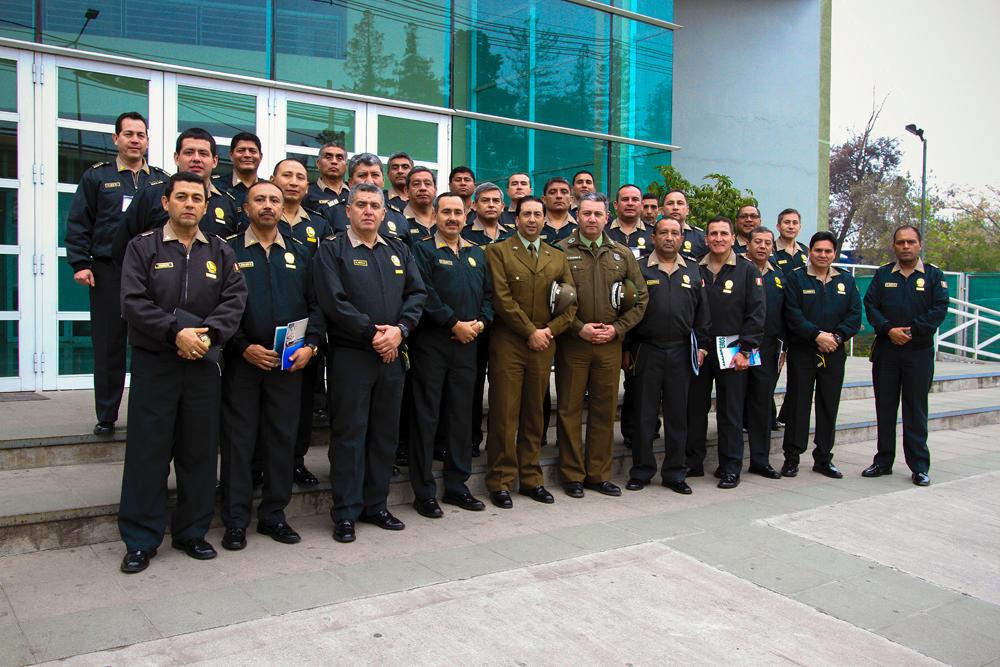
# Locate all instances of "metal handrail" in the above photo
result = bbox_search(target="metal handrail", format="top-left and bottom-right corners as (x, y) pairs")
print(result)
(937, 297), (1000, 361)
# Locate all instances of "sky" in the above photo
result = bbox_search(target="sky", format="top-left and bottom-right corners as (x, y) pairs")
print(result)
(831, 0), (1000, 194)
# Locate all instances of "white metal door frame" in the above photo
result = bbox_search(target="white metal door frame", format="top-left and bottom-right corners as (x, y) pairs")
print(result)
(367, 103), (451, 189)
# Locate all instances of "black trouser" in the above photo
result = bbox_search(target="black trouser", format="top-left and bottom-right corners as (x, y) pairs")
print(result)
(872, 343), (933, 474)
(220, 355), (302, 529)
(293, 348), (323, 465)
(782, 345), (847, 466)
(118, 348), (220, 551)
(409, 332), (477, 499)
(745, 338), (781, 469)
(629, 342), (691, 484)
(90, 258), (128, 424)
(327, 346), (405, 521)
(471, 329), (490, 447)
(686, 350), (748, 476)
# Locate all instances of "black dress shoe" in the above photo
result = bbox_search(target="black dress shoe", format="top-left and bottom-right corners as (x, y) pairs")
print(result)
(713, 467), (723, 479)
(471, 443), (481, 458)
(584, 480), (622, 497)
(222, 527), (247, 550)
(625, 478), (645, 491)
(489, 490), (513, 509)
(519, 486), (555, 504)
(333, 520), (356, 543)
(413, 497), (444, 518)
(293, 465), (320, 487)
(912, 472), (930, 486)
(93, 421), (115, 436)
(312, 408), (330, 427)
(359, 509), (405, 530)
(171, 537), (217, 560)
(781, 461), (799, 477)
(662, 480), (692, 495)
(442, 491), (486, 511)
(257, 522), (301, 544)
(686, 469), (705, 478)
(564, 482), (584, 498)
(120, 548), (156, 573)
(812, 462), (844, 479)
(862, 463), (893, 477)
(394, 447), (409, 468)
(717, 473), (740, 489)
(748, 464), (782, 479)
(251, 470), (264, 488)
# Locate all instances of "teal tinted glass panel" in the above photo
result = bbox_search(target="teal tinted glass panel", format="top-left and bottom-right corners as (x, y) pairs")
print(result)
(454, 0), (610, 135)
(274, 1), (449, 106)
(178, 86), (256, 138)
(0, 320), (15, 377)
(58, 128), (117, 184)
(0, 188), (16, 245)
(58, 69), (148, 125)
(610, 18), (672, 145)
(612, 0), (674, 23)
(0, 59), (16, 112)
(286, 101), (356, 151)
(610, 143), (672, 195)
(59, 320), (93, 375)
(377, 116), (437, 163)
(43, 2), (267, 79)
(0, 253), (15, 311)
(59, 257), (89, 312)
(58, 192), (73, 247)
(0, 1), (34, 41)
(0, 120), (15, 179)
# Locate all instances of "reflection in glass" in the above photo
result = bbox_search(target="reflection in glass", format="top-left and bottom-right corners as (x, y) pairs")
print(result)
(58, 192), (73, 248)
(59, 257), (89, 312)
(178, 86), (256, 139)
(0, 59), (16, 112)
(57, 128), (117, 185)
(58, 320), (93, 375)
(610, 143), (672, 198)
(0, 188), (16, 246)
(0, 120), (15, 179)
(377, 116), (437, 163)
(0, 253), (15, 311)
(58, 69), (148, 125)
(0, 320), (16, 377)
(287, 102), (356, 151)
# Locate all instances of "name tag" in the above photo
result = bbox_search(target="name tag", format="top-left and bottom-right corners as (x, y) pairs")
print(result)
(307, 237), (317, 243)
(438, 259), (454, 266)
(884, 282), (898, 288)
(237, 261), (254, 269)
(216, 218), (226, 225)
(121, 195), (133, 212)
(153, 262), (173, 270)
(285, 264), (296, 270)
(680, 281), (692, 289)
(103, 181), (121, 189)
(802, 289), (816, 294)
(205, 272), (217, 279)
(777, 259), (787, 265)
(353, 259), (368, 267)
(567, 255), (582, 261)
(646, 279), (660, 286)
(395, 269), (404, 275)
(632, 248), (641, 259)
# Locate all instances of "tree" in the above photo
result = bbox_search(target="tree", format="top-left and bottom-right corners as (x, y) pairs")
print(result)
(393, 23), (443, 105)
(346, 10), (395, 98)
(647, 165), (757, 229)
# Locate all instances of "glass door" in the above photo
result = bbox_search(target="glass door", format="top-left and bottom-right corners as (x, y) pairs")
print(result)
(367, 104), (451, 189)
(273, 91), (366, 186)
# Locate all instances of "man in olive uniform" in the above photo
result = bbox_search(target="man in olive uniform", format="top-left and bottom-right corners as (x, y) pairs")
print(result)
(303, 141), (349, 210)
(862, 225), (949, 486)
(661, 190), (707, 260)
(556, 193), (647, 498)
(323, 153), (411, 245)
(117, 172), (247, 573)
(485, 196), (576, 509)
(220, 181), (322, 550)
(222, 132), (262, 228)
(781, 231), (862, 479)
(625, 216), (711, 494)
(66, 111), (167, 436)
(685, 217), (765, 489)
(409, 192), (493, 518)
(113, 128), (237, 263)
(606, 184), (653, 260)
(313, 183), (427, 543)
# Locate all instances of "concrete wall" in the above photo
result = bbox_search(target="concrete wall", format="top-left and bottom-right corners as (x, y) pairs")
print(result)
(672, 0), (825, 236)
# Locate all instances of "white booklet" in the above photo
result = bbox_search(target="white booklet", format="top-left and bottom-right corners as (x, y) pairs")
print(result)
(715, 334), (761, 369)
(273, 317), (308, 371)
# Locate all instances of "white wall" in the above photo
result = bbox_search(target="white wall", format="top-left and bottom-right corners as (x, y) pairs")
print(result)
(672, 0), (823, 236)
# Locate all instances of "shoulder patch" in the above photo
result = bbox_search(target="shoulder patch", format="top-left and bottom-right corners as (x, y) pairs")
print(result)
(224, 234), (238, 241)
(91, 161), (109, 169)
(139, 230), (155, 237)
(290, 236), (304, 245)
(222, 190), (236, 201)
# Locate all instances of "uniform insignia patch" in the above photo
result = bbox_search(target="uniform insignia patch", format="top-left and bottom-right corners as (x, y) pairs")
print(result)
(284, 252), (296, 264)
(154, 262), (173, 269)
(803, 289), (816, 294)
(468, 257), (477, 267)
(916, 278), (925, 287)
(837, 282), (846, 292)
(306, 226), (316, 238)
(388, 221), (397, 233)
(637, 237), (646, 246)
(214, 207), (224, 219)
(755, 277), (762, 286)
(683, 241), (692, 250)
(885, 282), (898, 288)
(613, 253), (622, 261)
(941, 280), (948, 288)
(775, 277), (782, 288)
(390, 254), (401, 267)
(682, 274), (691, 284)
(724, 279), (734, 289)
(206, 261), (217, 274)
(353, 259), (368, 267)
(103, 181), (121, 189)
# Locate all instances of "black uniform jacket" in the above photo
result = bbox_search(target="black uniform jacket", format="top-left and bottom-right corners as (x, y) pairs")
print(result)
(772, 239), (809, 274)
(275, 206), (332, 257)
(226, 228), (323, 355)
(461, 216), (512, 246)
(680, 223), (708, 261)
(323, 196), (412, 246)
(606, 220), (653, 260)
(863, 259), (949, 350)
(120, 225), (247, 353)
(65, 159), (168, 271)
(784, 265), (862, 350)
(629, 253), (711, 351)
(313, 228), (427, 350)
(303, 178), (348, 211)
(751, 260), (787, 343)
(698, 251), (766, 354)
(413, 234), (494, 332)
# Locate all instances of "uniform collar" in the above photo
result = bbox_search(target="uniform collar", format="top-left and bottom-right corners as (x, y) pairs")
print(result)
(434, 231), (472, 252)
(403, 203), (434, 223)
(162, 223), (208, 245)
(806, 263), (840, 279)
(232, 173), (260, 189)
(347, 227), (387, 248)
(544, 212), (576, 228)
(775, 237), (801, 253)
(573, 230), (607, 248)
(742, 253), (776, 274)
(116, 156), (150, 174)
(317, 177), (343, 194)
(469, 216), (506, 232)
(516, 232), (541, 253)
(281, 206), (310, 227)
(388, 186), (407, 201)
(891, 259), (925, 273)
(244, 225), (286, 250)
(209, 182), (222, 197)
(610, 219), (647, 232)
(648, 251), (687, 274)
(699, 250), (737, 267)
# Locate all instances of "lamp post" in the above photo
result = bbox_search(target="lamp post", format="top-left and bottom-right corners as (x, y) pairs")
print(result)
(905, 123), (927, 257)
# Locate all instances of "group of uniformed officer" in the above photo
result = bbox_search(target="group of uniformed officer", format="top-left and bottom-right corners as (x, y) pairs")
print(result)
(65, 112), (950, 574)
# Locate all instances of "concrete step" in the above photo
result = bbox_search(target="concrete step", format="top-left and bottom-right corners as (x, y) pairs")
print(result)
(3, 369), (999, 472)
(3, 385), (1000, 555)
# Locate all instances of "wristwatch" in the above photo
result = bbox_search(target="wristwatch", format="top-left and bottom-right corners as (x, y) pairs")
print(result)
(397, 323), (410, 339)
(306, 343), (318, 354)
(476, 320), (485, 333)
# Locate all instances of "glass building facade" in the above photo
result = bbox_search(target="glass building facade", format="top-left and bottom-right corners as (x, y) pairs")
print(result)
(0, 0), (675, 390)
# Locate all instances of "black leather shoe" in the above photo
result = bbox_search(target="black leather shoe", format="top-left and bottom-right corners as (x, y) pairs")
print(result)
(717, 473), (740, 489)
(359, 509), (405, 530)
(584, 480), (622, 496)
(413, 498), (444, 518)
(519, 485), (555, 504)
(171, 538), (217, 560)
(257, 522), (301, 544)
(312, 408), (330, 427)
(912, 472), (930, 486)
(686, 469), (705, 478)
(662, 480), (692, 495)
(781, 461), (799, 477)
(625, 478), (645, 491)
(120, 548), (156, 573)
(442, 491), (486, 511)
(713, 467), (724, 479)
(489, 490), (513, 509)
(221, 527), (246, 550)
(333, 520), (356, 543)
(812, 462), (844, 479)
(93, 421), (115, 436)
(251, 470), (264, 488)
(394, 446), (409, 468)
(862, 463), (893, 478)
(293, 465), (320, 487)
(564, 482), (584, 498)
(471, 443), (481, 458)
(748, 464), (782, 479)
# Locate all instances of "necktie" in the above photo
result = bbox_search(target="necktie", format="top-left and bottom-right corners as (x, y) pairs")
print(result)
(528, 243), (537, 267)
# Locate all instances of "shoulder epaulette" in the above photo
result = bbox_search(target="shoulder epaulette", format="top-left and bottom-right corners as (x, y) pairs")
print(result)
(302, 206), (323, 217)
(388, 203), (402, 213)
(91, 161), (109, 169)
(290, 236), (305, 245)
(150, 165), (168, 173)
(139, 230), (155, 237)
(221, 190), (236, 201)
(224, 234), (238, 241)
